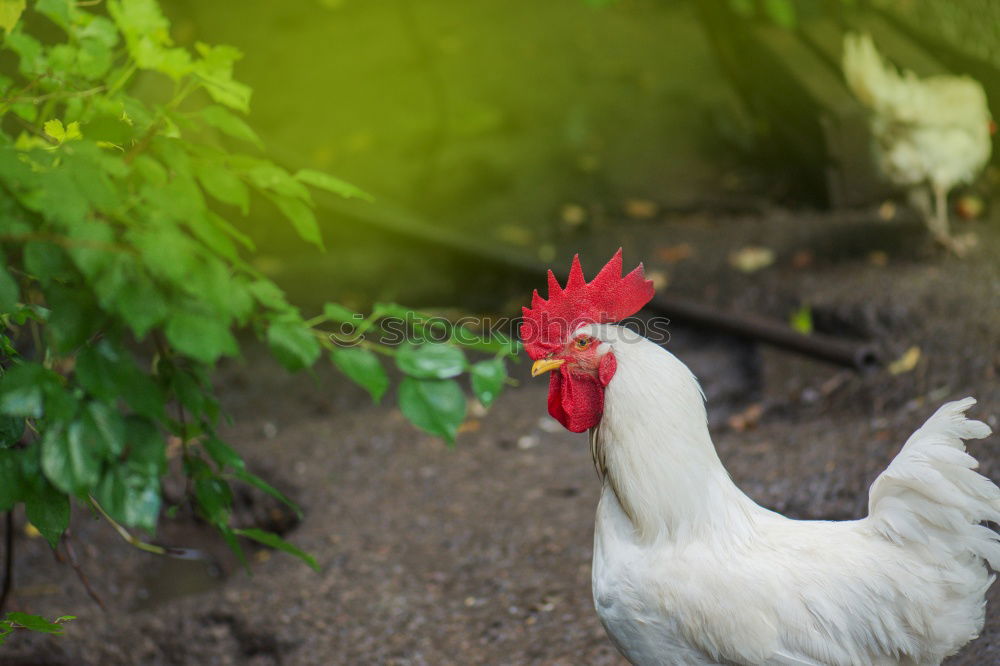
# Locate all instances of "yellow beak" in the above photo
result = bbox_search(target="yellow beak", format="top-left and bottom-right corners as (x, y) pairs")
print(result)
(531, 358), (565, 377)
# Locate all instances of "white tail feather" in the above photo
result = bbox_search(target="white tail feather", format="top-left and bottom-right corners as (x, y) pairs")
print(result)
(842, 32), (901, 111)
(868, 398), (1000, 570)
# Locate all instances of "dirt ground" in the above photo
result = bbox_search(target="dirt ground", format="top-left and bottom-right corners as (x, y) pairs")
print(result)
(3, 203), (999, 665)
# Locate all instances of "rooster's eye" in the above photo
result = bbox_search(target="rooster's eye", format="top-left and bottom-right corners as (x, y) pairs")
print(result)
(575, 337), (592, 350)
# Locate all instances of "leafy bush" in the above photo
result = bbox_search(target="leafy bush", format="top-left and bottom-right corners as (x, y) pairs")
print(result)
(0, 0), (516, 577)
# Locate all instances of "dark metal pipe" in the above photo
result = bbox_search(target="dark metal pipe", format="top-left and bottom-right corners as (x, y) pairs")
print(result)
(645, 294), (880, 370)
(316, 194), (881, 371)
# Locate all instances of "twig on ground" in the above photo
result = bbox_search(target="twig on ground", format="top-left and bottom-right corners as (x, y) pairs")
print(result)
(63, 530), (106, 611)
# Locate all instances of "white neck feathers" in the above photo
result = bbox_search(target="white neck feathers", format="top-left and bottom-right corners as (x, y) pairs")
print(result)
(588, 325), (759, 543)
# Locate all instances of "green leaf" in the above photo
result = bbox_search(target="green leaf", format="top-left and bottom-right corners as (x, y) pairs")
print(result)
(789, 305), (813, 335)
(200, 106), (262, 149)
(77, 20), (118, 79)
(449, 323), (520, 356)
(42, 384), (78, 424)
(0, 449), (25, 510)
(196, 161), (249, 213)
(266, 316), (321, 372)
(0, 263), (18, 313)
(81, 401), (126, 459)
(470, 358), (506, 407)
(70, 155), (121, 213)
(129, 224), (198, 285)
(232, 468), (302, 519)
(169, 367), (212, 421)
(0, 0), (26, 34)
(322, 302), (360, 325)
(24, 480), (70, 548)
(233, 527), (318, 572)
(195, 477), (231, 527)
(45, 283), (103, 354)
(165, 309), (239, 364)
(0, 363), (55, 418)
(41, 421), (102, 496)
(42, 119), (81, 144)
(107, 0), (168, 40)
(2, 612), (72, 635)
(242, 161), (310, 200)
(95, 464), (160, 532)
(24, 241), (73, 285)
(108, 0), (192, 78)
(397, 377), (466, 444)
(187, 257), (253, 325)
(115, 269), (168, 338)
(218, 524), (248, 570)
(5, 31), (44, 77)
(372, 302), (419, 320)
(131, 154), (167, 187)
(762, 0), (796, 28)
(123, 415), (166, 476)
(0, 416), (24, 448)
(74, 344), (118, 400)
(269, 194), (323, 249)
(192, 42), (251, 112)
(203, 435), (244, 470)
(330, 346), (388, 403)
(294, 169), (372, 202)
(187, 211), (239, 260)
(247, 279), (289, 311)
(396, 343), (465, 379)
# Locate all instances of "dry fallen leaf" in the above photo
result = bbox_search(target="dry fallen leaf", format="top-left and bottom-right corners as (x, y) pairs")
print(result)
(646, 269), (669, 291)
(656, 243), (694, 263)
(166, 435), (184, 459)
(868, 251), (888, 267)
(955, 194), (984, 220)
(517, 434), (539, 449)
(623, 198), (658, 220)
(791, 249), (813, 269)
(888, 346), (921, 375)
(458, 419), (481, 434)
(728, 403), (764, 432)
(878, 200), (897, 221)
(729, 246), (775, 273)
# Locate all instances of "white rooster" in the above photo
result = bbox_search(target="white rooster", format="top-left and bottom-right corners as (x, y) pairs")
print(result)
(842, 32), (994, 253)
(522, 250), (998, 665)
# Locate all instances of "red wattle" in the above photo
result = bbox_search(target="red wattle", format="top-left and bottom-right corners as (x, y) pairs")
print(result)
(599, 352), (616, 386)
(547, 365), (608, 433)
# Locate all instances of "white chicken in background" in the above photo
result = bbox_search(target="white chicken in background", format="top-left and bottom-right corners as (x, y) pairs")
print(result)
(842, 32), (994, 253)
(522, 250), (999, 665)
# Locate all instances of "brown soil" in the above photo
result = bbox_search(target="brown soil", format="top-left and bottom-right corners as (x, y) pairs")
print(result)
(4, 207), (1000, 665)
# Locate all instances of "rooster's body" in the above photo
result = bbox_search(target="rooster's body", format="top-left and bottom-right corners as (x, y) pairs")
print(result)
(591, 326), (996, 665)
(522, 252), (998, 665)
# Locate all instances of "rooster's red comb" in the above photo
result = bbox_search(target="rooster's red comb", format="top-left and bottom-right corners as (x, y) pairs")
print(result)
(520, 249), (654, 360)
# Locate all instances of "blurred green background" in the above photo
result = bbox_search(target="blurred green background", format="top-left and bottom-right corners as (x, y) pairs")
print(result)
(155, 0), (744, 308)
(149, 0), (997, 310)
